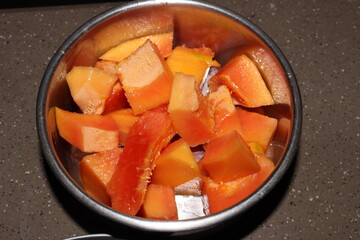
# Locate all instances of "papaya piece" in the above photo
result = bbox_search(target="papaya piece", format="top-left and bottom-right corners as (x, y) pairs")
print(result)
(106, 106), (176, 216)
(166, 46), (220, 85)
(237, 108), (278, 152)
(168, 72), (215, 147)
(202, 154), (275, 214)
(206, 85), (243, 137)
(138, 184), (178, 220)
(100, 32), (173, 62)
(79, 147), (123, 206)
(95, 59), (118, 75)
(235, 45), (290, 105)
(199, 131), (260, 183)
(107, 108), (139, 145)
(117, 40), (173, 115)
(209, 55), (274, 108)
(102, 82), (129, 115)
(151, 138), (202, 188)
(66, 66), (118, 114)
(55, 107), (119, 153)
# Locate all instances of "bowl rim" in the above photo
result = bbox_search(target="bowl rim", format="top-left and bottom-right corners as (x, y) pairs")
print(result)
(36, 0), (302, 234)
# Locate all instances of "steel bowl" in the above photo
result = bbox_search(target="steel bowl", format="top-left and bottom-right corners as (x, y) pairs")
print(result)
(36, 0), (302, 237)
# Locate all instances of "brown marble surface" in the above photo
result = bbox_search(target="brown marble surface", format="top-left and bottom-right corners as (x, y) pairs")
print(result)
(1, 0), (359, 239)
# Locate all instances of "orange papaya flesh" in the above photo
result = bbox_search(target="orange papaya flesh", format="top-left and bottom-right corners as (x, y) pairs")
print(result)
(151, 138), (202, 188)
(138, 184), (178, 220)
(235, 45), (290, 105)
(166, 45), (220, 85)
(168, 72), (215, 147)
(117, 40), (173, 115)
(55, 107), (119, 153)
(100, 32), (173, 62)
(107, 108), (139, 145)
(199, 130), (260, 183)
(237, 108), (278, 152)
(102, 82), (129, 115)
(209, 54), (274, 108)
(106, 106), (176, 216)
(79, 147), (123, 206)
(94, 59), (118, 75)
(202, 153), (275, 214)
(206, 85), (243, 137)
(65, 66), (118, 114)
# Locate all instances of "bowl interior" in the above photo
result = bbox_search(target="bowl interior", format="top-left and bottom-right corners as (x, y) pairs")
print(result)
(37, 0), (301, 234)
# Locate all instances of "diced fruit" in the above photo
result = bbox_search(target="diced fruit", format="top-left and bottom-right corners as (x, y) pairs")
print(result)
(58, 21), (287, 220)
(206, 85), (243, 137)
(92, 10), (173, 56)
(100, 32), (173, 62)
(66, 66), (118, 114)
(95, 60), (118, 74)
(235, 45), (290, 104)
(199, 131), (260, 182)
(107, 108), (138, 145)
(55, 107), (119, 153)
(209, 55), (274, 108)
(79, 147), (122, 205)
(151, 138), (202, 188)
(117, 40), (173, 115)
(106, 106), (176, 215)
(102, 82), (129, 115)
(237, 108), (278, 152)
(138, 184), (178, 220)
(168, 72), (214, 147)
(202, 154), (275, 214)
(166, 46), (220, 85)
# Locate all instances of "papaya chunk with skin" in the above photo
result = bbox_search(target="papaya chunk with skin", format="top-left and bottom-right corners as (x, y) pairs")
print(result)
(202, 154), (275, 214)
(151, 138), (202, 188)
(237, 108), (278, 152)
(138, 184), (178, 220)
(55, 107), (119, 153)
(100, 32), (173, 62)
(79, 147), (123, 206)
(66, 66), (118, 114)
(235, 45), (290, 105)
(106, 106), (176, 216)
(166, 46), (220, 85)
(117, 40), (173, 115)
(168, 72), (215, 147)
(199, 131), (260, 183)
(209, 54), (274, 108)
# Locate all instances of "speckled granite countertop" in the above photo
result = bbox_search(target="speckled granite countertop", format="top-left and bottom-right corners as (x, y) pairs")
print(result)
(1, 0), (359, 239)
